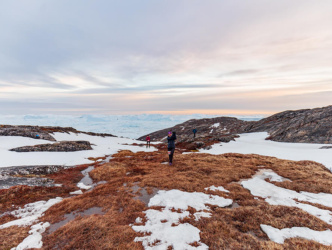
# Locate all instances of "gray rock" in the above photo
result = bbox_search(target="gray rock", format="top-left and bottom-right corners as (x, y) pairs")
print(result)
(195, 141), (205, 147)
(0, 165), (69, 176)
(0, 175), (55, 189)
(203, 145), (212, 150)
(214, 135), (238, 143)
(10, 141), (93, 152)
(0, 165), (76, 189)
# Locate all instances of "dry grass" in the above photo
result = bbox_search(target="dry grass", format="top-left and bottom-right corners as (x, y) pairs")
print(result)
(0, 186), (68, 214)
(43, 214), (143, 249)
(268, 160), (332, 194)
(0, 226), (30, 249)
(1, 147), (332, 249)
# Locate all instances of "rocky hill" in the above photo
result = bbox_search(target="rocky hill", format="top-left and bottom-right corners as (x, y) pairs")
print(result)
(139, 105), (332, 146)
(245, 105), (332, 143)
(138, 117), (254, 150)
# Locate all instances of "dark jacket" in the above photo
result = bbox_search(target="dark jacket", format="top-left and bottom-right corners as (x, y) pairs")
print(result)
(167, 132), (176, 149)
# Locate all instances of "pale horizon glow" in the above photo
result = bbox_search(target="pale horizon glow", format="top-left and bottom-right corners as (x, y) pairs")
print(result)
(0, 0), (331, 115)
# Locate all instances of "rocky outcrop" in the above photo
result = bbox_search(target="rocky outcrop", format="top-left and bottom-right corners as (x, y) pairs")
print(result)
(0, 125), (56, 141)
(0, 176), (55, 189)
(139, 105), (332, 145)
(0, 125), (116, 141)
(139, 117), (250, 142)
(39, 126), (116, 138)
(0, 165), (74, 189)
(0, 165), (68, 176)
(245, 105), (332, 143)
(138, 117), (251, 150)
(10, 141), (93, 152)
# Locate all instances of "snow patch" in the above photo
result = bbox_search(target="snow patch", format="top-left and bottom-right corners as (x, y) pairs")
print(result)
(261, 224), (332, 246)
(210, 123), (220, 128)
(255, 169), (291, 182)
(0, 197), (63, 229)
(70, 190), (83, 195)
(13, 222), (50, 250)
(241, 170), (332, 225)
(135, 217), (143, 224)
(193, 211), (212, 221)
(132, 189), (232, 249)
(0, 197), (63, 250)
(149, 189), (232, 210)
(205, 185), (230, 193)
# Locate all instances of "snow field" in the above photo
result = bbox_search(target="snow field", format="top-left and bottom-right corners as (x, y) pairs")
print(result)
(200, 132), (332, 172)
(132, 189), (232, 249)
(0, 132), (156, 168)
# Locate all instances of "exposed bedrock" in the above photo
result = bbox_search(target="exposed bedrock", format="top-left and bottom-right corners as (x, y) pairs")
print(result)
(246, 105), (332, 143)
(0, 126), (56, 141)
(0, 125), (116, 141)
(139, 105), (332, 145)
(138, 117), (247, 150)
(0, 165), (68, 176)
(10, 141), (93, 152)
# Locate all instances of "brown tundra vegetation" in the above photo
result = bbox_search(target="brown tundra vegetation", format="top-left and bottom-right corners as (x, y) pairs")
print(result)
(1, 143), (332, 249)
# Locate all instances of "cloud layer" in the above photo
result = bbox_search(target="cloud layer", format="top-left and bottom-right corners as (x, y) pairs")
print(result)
(0, 0), (331, 115)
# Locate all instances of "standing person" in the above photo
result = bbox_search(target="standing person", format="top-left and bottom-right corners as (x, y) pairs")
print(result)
(167, 131), (176, 165)
(146, 135), (151, 148)
(193, 128), (197, 138)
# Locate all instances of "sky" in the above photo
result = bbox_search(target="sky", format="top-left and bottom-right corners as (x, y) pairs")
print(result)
(0, 0), (331, 116)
